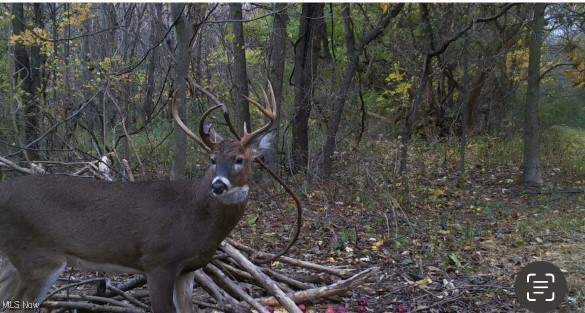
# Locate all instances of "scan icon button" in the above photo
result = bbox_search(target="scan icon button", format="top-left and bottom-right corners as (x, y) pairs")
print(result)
(515, 261), (567, 312)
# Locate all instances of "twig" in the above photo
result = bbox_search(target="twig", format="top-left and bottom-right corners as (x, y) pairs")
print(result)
(261, 268), (315, 290)
(193, 269), (250, 313)
(107, 283), (150, 310)
(205, 263), (270, 313)
(220, 241), (303, 313)
(255, 267), (380, 307)
(122, 159), (136, 182)
(227, 239), (354, 278)
(0, 156), (33, 174)
(42, 301), (143, 313)
(42, 277), (107, 304)
(408, 296), (462, 313)
(50, 293), (136, 309)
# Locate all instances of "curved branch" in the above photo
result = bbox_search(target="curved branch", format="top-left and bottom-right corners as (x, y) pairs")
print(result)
(429, 3), (520, 57)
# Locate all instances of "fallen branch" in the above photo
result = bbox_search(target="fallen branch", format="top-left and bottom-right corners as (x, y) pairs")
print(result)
(107, 282), (150, 311)
(42, 301), (143, 313)
(50, 293), (136, 309)
(205, 263), (269, 313)
(255, 267), (379, 307)
(193, 269), (250, 313)
(221, 241), (303, 313)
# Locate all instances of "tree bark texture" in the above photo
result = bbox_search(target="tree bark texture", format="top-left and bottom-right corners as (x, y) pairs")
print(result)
(229, 3), (250, 136)
(522, 3), (546, 187)
(12, 3), (44, 160)
(291, 3), (324, 173)
(171, 4), (191, 180)
(264, 3), (288, 171)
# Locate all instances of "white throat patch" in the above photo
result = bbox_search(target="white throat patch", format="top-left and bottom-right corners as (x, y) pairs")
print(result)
(214, 185), (249, 205)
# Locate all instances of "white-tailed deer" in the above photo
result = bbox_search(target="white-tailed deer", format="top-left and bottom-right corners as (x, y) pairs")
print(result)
(0, 86), (277, 312)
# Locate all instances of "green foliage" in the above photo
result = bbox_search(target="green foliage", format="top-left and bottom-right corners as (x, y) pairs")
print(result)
(333, 228), (357, 251)
(539, 94), (585, 129)
(542, 126), (585, 176)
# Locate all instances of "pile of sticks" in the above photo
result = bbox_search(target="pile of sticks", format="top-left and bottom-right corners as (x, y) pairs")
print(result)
(44, 239), (378, 313)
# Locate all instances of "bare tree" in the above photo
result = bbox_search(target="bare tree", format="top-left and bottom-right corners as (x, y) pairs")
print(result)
(229, 3), (250, 135)
(170, 4), (192, 180)
(265, 3), (288, 170)
(11, 3), (44, 160)
(522, 3), (546, 187)
(291, 3), (324, 173)
(321, 4), (404, 177)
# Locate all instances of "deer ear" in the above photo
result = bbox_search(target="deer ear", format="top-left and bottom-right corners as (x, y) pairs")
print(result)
(251, 130), (276, 160)
(203, 123), (224, 143)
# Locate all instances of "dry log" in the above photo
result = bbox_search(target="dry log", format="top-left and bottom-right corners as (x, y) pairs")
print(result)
(50, 293), (136, 309)
(193, 269), (251, 313)
(43, 301), (143, 313)
(107, 282), (150, 310)
(220, 241), (303, 313)
(214, 260), (295, 294)
(105, 275), (146, 296)
(205, 263), (270, 313)
(262, 268), (315, 290)
(255, 267), (379, 307)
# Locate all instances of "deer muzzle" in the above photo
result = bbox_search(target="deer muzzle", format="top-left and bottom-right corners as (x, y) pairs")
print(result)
(211, 177), (230, 195)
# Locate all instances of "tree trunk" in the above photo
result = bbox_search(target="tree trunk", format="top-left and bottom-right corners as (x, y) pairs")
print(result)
(12, 3), (43, 160)
(460, 37), (470, 180)
(170, 4), (191, 180)
(229, 3), (250, 135)
(341, 5), (355, 58)
(522, 3), (546, 187)
(399, 55), (430, 178)
(321, 4), (404, 178)
(320, 11), (332, 61)
(291, 3), (324, 173)
(142, 15), (157, 121)
(100, 3), (118, 148)
(264, 3), (288, 171)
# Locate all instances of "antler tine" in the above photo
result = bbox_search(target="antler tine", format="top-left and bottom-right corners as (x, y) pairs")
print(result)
(172, 94), (212, 152)
(187, 77), (242, 141)
(241, 83), (277, 146)
(198, 104), (224, 150)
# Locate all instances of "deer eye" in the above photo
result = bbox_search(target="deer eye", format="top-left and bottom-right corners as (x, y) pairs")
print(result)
(235, 157), (244, 164)
(210, 156), (216, 165)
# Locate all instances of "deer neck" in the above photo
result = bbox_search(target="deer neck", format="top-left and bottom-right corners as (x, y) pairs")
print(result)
(193, 169), (249, 244)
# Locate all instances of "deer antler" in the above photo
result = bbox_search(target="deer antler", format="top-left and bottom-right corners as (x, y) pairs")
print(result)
(187, 77), (242, 141)
(241, 82), (277, 147)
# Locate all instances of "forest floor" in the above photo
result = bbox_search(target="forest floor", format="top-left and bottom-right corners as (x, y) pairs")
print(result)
(234, 138), (585, 313)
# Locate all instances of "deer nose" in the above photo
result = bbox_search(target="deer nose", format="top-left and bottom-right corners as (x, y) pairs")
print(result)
(211, 180), (228, 195)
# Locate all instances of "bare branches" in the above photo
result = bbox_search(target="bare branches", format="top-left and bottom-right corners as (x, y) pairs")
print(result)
(39, 239), (376, 313)
(428, 3), (520, 57)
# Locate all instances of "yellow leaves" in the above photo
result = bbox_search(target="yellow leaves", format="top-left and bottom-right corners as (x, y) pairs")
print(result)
(506, 47), (529, 85)
(371, 239), (385, 252)
(384, 63), (412, 99)
(61, 3), (94, 29)
(416, 277), (433, 286)
(10, 28), (51, 48)
(565, 45), (585, 88)
(380, 4), (394, 15)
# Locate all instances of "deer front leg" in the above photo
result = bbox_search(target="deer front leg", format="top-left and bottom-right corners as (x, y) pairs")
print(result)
(146, 266), (178, 313)
(173, 271), (195, 313)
